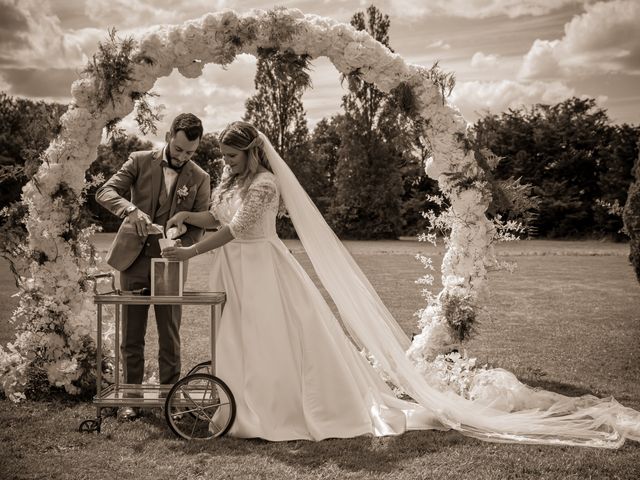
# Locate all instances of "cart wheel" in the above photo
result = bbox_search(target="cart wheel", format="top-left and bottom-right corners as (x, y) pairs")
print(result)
(182, 362), (213, 421)
(164, 373), (235, 441)
(186, 360), (212, 376)
(78, 418), (101, 433)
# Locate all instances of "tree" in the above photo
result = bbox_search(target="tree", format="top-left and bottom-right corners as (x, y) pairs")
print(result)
(244, 47), (313, 237)
(623, 144), (640, 282)
(472, 97), (638, 238)
(329, 5), (409, 238)
(0, 92), (68, 210)
(382, 84), (437, 236)
(86, 134), (153, 231)
(244, 48), (311, 166)
(305, 115), (343, 212)
(191, 132), (224, 189)
(595, 124), (640, 237)
(341, 5), (391, 134)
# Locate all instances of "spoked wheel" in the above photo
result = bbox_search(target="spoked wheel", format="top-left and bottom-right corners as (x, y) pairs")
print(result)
(164, 373), (236, 440)
(78, 418), (101, 433)
(168, 362), (214, 423)
(186, 360), (212, 376)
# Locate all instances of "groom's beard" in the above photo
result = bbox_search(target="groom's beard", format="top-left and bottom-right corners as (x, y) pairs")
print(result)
(165, 148), (189, 171)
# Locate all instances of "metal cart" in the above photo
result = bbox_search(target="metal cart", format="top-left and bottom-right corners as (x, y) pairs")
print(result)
(79, 273), (236, 440)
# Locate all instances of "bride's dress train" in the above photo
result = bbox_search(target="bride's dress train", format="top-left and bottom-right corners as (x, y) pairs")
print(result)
(206, 136), (640, 446)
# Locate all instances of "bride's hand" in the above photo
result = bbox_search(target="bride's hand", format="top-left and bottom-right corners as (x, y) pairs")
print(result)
(166, 211), (188, 231)
(161, 244), (195, 261)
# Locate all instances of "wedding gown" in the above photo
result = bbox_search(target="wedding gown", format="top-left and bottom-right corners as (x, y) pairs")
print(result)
(206, 135), (639, 446)
(208, 171), (442, 440)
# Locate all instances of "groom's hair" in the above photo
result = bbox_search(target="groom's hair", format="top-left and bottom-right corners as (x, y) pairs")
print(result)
(170, 113), (203, 141)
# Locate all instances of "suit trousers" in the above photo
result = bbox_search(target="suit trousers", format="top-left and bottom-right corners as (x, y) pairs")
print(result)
(119, 252), (182, 385)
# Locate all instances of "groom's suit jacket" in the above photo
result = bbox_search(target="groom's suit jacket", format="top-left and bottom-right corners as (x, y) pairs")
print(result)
(96, 148), (210, 271)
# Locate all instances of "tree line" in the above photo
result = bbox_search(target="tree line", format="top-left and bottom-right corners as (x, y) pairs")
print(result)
(0, 5), (638, 240)
(472, 97), (639, 238)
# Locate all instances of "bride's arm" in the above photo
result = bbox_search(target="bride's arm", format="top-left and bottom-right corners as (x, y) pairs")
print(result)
(193, 182), (277, 252)
(190, 225), (234, 255)
(167, 210), (219, 230)
(162, 181), (276, 261)
(162, 223), (235, 261)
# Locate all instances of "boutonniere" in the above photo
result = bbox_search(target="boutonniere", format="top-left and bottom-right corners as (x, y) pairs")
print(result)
(176, 185), (191, 204)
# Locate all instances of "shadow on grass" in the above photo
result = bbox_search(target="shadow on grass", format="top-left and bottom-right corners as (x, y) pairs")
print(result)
(519, 377), (599, 397)
(491, 363), (604, 398)
(164, 429), (474, 475)
(151, 376), (623, 475)
(518, 378), (640, 409)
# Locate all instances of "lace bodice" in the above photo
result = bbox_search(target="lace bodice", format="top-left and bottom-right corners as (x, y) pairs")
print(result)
(210, 172), (280, 240)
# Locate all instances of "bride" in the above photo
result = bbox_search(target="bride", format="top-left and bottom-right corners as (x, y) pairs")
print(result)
(161, 121), (639, 446)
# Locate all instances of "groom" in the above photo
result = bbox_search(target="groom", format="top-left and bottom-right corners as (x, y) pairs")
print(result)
(96, 113), (210, 419)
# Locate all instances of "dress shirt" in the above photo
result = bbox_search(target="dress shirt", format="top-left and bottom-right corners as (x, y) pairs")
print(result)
(161, 146), (179, 197)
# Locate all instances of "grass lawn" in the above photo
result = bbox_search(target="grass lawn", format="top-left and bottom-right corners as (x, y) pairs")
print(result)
(1, 236), (639, 480)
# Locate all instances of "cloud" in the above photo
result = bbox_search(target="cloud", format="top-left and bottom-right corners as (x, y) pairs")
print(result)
(385, 0), (429, 18)
(519, 0), (640, 78)
(83, 0), (231, 29)
(450, 79), (576, 119)
(428, 40), (451, 50)
(470, 52), (500, 69)
(0, 0), (105, 72)
(0, 0), (103, 99)
(302, 57), (349, 125)
(0, 0), (29, 47)
(119, 55), (258, 141)
(519, 39), (561, 78)
(0, 67), (80, 98)
(0, 72), (11, 92)
(117, 54), (349, 142)
(386, 0), (583, 19)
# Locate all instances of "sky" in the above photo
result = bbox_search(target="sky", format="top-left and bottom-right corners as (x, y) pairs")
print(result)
(1, 0), (639, 143)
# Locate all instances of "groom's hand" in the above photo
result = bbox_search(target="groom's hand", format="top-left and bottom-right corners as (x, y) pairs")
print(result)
(128, 208), (152, 237)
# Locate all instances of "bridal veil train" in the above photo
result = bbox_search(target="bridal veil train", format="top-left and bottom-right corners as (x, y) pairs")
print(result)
(207, 128), (639, 446)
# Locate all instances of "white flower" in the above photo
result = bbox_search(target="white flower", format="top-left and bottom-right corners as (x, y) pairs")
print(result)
(177, 61), (204, 78)
(70, 78), (97, 108)
(176, 185), (191, 204)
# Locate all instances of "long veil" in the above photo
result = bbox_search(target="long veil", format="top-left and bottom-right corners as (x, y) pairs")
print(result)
(259, 132), (640, 448)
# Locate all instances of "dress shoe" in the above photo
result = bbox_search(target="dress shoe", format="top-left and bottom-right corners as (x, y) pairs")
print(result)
(118, 406), (139, 421)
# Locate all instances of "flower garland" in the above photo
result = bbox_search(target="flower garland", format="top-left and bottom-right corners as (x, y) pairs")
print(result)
(0, 182), (102, 400)
(1, 7), (498, 400)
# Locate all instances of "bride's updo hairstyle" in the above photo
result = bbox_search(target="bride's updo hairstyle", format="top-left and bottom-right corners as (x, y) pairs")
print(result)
(213, 121), (273, 205)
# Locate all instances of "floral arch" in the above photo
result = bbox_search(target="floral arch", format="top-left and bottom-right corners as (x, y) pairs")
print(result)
(0, 8), (497, 400)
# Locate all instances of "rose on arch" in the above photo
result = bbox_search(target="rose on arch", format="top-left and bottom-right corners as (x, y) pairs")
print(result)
(0, 7), (497, 400)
